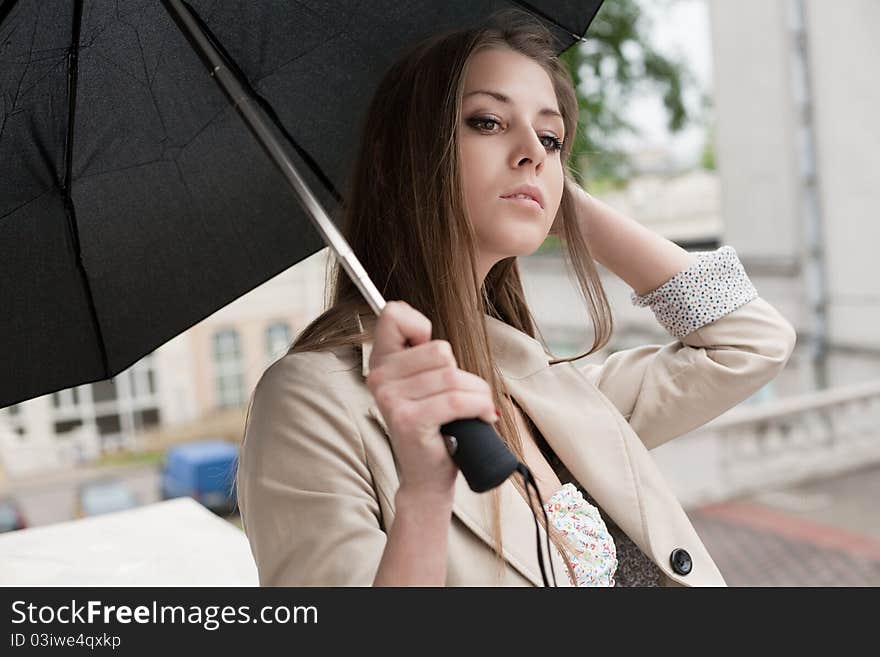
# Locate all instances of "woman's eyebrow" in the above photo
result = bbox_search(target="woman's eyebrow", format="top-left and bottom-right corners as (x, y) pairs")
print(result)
(463, 89), (562, 120)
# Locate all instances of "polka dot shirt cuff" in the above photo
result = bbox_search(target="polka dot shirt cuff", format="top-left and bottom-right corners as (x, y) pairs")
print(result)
(629, 245), (759, 339)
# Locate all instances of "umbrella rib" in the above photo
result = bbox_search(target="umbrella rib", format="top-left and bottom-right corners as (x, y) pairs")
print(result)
(63, 0), (110, 377)
(180, 2), (344, 205)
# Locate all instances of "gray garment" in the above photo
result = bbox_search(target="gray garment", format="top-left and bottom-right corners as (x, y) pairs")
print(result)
(578, 484), (664, 587)
(524, 401), (665, 587)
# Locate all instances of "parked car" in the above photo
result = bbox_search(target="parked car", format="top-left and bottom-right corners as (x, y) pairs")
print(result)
(0, 497), (27, 533)
(160, 440), (238, 515)
(75, 478), (139, 517)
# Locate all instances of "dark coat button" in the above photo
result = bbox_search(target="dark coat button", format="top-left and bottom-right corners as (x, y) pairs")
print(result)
(669, 548), (692, 575)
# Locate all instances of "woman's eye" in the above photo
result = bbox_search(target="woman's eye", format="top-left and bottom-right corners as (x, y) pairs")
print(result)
(468, 117), (563, 152)
(541, 135), (564, 152)
(470, 117), (500, 131)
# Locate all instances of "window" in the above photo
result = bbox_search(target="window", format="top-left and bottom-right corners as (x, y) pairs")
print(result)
(6, 404), (25, 440)
(96, 414), (121, 436)
(127, 355), (156, 399)
(213, 329), (246, 408)
(265, 321), (292, 365)
(54, 419), (83, 434)
(45, 353), (161, 459)
(51, 387), (83, 410)
(134, 408), (160, 429)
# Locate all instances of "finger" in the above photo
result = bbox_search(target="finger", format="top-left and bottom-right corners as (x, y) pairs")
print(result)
(409, 389), (499, 429)
(370, 301), (432, 367)
(371, 339), (455, 384)
(385, 366), (491, 403)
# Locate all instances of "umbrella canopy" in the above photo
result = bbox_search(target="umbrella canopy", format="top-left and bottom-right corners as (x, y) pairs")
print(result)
(0, 0), (603, 409)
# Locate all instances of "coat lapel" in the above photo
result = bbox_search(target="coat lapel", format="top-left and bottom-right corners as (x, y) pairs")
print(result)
(356, 311), (650, 587)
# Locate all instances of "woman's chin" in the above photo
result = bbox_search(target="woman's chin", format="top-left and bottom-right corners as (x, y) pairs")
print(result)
(509, 227), (552, 251)
(499, 236), (550, 257)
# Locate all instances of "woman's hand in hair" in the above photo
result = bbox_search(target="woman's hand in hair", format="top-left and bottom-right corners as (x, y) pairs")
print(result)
(366, 301), (499, 503)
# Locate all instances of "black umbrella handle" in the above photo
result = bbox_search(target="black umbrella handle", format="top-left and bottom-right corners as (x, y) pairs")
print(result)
(396, 337), (519, 493)
(440, 418), (520, 493)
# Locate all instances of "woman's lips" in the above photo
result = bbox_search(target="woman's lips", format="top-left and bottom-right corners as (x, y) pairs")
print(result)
(500, 195), (542, 211)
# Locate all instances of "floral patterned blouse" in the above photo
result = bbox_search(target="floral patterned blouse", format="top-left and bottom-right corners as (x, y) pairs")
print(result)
(541, 245), (759, 587)
(544, 482), (619, 586)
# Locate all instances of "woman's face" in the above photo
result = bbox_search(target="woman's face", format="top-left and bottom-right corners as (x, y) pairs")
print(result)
(458, 46), (566, 283)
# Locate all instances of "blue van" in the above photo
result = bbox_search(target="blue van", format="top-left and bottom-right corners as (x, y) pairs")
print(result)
(160, 440), (239, 515)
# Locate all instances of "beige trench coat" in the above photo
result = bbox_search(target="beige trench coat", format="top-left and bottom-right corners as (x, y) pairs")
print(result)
(237, 295), (797, 587)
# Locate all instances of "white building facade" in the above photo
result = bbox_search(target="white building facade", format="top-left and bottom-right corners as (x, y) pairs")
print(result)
(1, 249), (330, 476)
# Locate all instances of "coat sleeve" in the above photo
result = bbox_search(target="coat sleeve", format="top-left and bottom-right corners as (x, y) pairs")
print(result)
(236, 351), (387, 586)
(577, 246), (797, 451)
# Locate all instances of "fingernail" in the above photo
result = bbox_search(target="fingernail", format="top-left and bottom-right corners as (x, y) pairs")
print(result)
(495, 407), (501, 417)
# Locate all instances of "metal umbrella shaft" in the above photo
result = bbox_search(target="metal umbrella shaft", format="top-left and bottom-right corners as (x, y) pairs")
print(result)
(161, 0), (524, 499)
(163, 0), (384, 318)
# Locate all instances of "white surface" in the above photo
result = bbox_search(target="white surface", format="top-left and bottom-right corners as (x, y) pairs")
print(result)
(0, 498), (258, 586)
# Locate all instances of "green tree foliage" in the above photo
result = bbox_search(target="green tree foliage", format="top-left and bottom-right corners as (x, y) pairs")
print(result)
(559, 0), (699, 189)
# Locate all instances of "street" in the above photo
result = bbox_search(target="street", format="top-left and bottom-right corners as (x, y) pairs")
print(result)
(689, 462), (880, 586)
(11, 463), (161, 527)
(5, 459), (880, 586)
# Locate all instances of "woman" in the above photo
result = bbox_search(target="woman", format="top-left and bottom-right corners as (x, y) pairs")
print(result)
(235, 9), (797, 587)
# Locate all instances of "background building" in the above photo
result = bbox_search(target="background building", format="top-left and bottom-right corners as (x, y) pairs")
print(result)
(0, 250), (329, 476)
(709, 0), (880, 391)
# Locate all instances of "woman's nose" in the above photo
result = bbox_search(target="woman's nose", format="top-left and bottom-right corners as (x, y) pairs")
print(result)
(511, 130), (546, 170)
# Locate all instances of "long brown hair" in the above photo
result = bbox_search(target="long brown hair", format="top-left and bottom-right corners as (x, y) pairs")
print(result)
(255, 8), (614, 586)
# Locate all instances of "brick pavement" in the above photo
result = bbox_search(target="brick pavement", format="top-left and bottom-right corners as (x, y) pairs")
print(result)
(686, 465), (880, 586)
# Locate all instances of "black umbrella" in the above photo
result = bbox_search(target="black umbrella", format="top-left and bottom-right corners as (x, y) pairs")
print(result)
(0, 0), (600, 405)
(1, 0), (604, 583)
